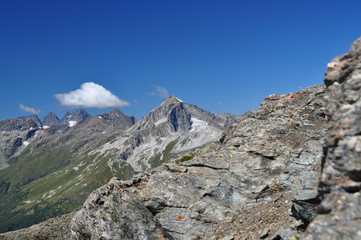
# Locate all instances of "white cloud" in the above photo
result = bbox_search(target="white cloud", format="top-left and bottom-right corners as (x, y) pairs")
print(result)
(19, 104), (41, 115)
(54, 82), (130, 109)
(148, 85), (169, 98)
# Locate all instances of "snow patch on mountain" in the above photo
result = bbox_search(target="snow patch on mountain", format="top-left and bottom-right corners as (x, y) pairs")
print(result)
(190, 118), (208, 132)
(68, 121), (77, 127)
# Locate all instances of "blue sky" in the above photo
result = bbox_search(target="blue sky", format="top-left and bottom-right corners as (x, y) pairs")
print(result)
(1, 0), (360, 121)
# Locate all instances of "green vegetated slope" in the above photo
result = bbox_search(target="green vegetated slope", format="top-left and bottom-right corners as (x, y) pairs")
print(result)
(0, 140), (134, 233)
(0, 115), (136, 233)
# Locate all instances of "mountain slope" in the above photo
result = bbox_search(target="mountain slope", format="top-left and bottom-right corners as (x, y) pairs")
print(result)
(0, 109), (136, 233)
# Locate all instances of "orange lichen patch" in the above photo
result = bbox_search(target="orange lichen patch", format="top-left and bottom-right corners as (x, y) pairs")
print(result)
(175, 172), (181, 174)
(295, 178), (300, 182)
(178, 216), (183, 220)
(99, 234), (102, 238)
(159, 235), (164, 238)
(290, 95), (295, 99)
(312, 187), (316, 190)
(309, 113), (312, 116)
(313, 124), (317, 126)
(311, 153), (316, 156)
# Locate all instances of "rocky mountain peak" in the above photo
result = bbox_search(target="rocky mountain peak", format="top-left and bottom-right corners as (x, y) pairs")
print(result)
(60, 108), (90, 127)
(161, 95), (182, 104)
(41, 112), (60, 127)
(133, 95), (188, 132)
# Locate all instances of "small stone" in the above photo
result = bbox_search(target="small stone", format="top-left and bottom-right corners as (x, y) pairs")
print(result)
(259, 228), (270, 239)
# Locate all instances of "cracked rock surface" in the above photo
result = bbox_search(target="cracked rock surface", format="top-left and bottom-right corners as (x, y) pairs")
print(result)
(301, 37), (361, 240)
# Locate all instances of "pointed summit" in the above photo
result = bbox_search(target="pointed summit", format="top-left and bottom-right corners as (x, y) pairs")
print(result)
(42, 112), (60, 127)
(161, 95), (183, 106)
(135, 95), (190, 132)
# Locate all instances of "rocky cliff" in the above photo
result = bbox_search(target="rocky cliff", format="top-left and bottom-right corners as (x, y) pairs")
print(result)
(301, 37), (361, 239)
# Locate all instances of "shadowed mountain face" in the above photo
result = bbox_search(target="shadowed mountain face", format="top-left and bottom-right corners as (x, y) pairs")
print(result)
(0, 98), (239, 233)
(41, 112), (61, 127)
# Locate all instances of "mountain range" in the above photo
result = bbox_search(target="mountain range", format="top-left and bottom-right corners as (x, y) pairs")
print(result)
(0, 96), (242, 233)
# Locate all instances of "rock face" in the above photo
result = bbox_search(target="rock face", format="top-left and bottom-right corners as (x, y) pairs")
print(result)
(301, 37), (361, 239)
(69, 84), (329, 239)
(0, 116), (41, 169)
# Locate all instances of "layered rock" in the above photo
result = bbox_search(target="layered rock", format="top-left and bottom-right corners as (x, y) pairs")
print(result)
(302, 37), (361, 239)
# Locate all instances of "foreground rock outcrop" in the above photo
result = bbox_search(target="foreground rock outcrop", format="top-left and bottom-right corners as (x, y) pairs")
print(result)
(301, 37), (361, 239)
